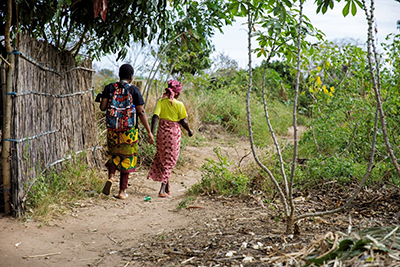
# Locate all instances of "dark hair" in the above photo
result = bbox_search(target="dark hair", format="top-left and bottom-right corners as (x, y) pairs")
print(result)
(119, 64), (134, 80)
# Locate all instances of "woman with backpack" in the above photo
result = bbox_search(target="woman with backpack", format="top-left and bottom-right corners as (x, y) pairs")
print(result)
(99, 64), (154, 199)
(147, 80), (193, 198)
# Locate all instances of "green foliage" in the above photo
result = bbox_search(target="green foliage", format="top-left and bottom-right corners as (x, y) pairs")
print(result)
(94, 68), (118, 94)
(176, 195), (195, 209)
(9, 0), (231, 61)
(300, 155), (366, 184)
(24, 153), (104, 221)
(160, 0), (233, 76)
(189, 147), (249, 196)
(296, 37), (400, 185)
(190, 147), (250, 196)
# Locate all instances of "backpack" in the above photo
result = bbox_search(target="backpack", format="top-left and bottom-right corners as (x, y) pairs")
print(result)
(106, 83), (136, 131)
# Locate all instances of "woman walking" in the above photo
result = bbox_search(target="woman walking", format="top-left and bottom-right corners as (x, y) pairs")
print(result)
(100, 64), (154, 199)
(147, 80), (193, 197)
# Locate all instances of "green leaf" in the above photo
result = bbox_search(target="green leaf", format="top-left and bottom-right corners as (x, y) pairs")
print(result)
(342, 1), (350, 17)
(230, 2), (240, 16)
(322, 5), (328, 14)
(351, 1), (357, 16)
(240, 3), (248, 16)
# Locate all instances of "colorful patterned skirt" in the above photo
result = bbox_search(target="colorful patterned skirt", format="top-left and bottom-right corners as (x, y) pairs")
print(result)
(105, 128), (138, 173)
(147, 119), (181, 184)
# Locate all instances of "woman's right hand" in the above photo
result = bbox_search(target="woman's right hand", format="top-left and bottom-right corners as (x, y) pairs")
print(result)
(188, 129), (193, 137)
(148, 132), (154, 145)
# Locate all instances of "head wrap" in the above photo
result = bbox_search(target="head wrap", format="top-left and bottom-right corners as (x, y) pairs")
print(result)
(163, 80), (182, 105)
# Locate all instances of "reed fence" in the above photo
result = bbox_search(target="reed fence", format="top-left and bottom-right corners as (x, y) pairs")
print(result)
(0, 35), (100, 217)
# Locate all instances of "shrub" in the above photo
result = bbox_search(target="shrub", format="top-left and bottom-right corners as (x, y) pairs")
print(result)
(190, 147), (250, 196)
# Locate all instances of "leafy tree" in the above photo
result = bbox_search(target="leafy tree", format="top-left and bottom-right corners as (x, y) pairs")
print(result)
(2, 0), (231, 63)
(5, 0), (171, 59)
(159, 0), (233, 77)
(234, 0), (400, 235)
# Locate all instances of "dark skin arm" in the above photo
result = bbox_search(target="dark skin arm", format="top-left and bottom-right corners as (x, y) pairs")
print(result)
(151, 114), (159, 135)
(179, 118), (193, 137)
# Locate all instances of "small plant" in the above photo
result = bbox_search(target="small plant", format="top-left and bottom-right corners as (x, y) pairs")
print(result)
(176, 196), (195, 209)
(24, 152), (104, 222)
(190, 147), (249, 197)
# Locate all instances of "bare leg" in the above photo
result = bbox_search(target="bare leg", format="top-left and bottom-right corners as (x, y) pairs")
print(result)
(102, 167), (116, 195)
(117, 173), (129, 199)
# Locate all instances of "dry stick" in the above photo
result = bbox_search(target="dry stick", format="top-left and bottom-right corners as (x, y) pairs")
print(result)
(261, 64), (289, 202)
(363, 0), (400, 179)
(0, 54), (11, 66)
(316, 233), (339, 259)
(181, 257), (195, 264)
(23, 252), (61, 259)
(245, 3), (289, 216)
(310, 124), (321, 155)
(287, 0), (304, 234)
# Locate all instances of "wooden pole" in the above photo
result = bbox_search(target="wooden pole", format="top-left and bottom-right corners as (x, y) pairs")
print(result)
(2, 0), (13, 215)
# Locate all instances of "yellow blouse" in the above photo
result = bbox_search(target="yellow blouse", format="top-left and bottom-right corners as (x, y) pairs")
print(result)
(153, 98), (187, 122)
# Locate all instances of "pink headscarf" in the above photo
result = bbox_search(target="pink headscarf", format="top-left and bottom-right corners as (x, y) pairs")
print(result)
(163, 79), (182, 105)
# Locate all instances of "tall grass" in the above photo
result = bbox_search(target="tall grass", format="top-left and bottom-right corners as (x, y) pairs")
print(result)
(24, 153), (104, 222)
(195, 87), (295, 147)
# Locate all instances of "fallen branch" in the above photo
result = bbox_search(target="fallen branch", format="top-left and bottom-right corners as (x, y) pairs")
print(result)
(108, 235), (118, 243)
(23, 252), (61, 259)
(181, 257), (195, 264)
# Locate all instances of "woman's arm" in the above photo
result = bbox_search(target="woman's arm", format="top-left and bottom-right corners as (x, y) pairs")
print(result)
(179, 118), (193, 137)
(136, 105), (154, 144)
(151, 115), (159, 135)
(100, 97), (108, 111)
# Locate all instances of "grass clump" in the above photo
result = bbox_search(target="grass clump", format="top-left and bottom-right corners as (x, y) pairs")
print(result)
(24, 153), (104, 222)
(190, 147), (250, 197)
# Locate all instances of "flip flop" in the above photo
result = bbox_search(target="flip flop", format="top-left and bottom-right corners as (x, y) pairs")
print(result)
(102, 179), (113, 195)
(165, 183), (171, 195)
(158, 193), (171, 198)
(116, 193), (128, 200)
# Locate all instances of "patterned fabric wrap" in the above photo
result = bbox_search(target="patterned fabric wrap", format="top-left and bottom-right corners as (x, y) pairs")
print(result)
(163, 79), (182, 106)
(147, 119), (182, 183)
(105, 128), (138, 173)
(106, 83), (136, 131)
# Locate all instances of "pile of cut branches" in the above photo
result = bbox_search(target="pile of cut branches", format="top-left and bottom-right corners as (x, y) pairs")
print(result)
(268, 225), (400, 266)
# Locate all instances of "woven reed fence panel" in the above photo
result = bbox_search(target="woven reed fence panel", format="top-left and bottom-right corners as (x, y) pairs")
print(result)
(5, 35), (99, 217)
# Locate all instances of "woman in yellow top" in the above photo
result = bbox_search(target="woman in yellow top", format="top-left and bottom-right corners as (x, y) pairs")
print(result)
(147, 80), (193, 197)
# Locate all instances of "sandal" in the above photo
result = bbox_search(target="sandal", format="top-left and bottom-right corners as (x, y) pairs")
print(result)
(165, 183), (171, 195)
(102, 179), (113, 195)
(116, 193), (128, 200)
(158, 193), (171, 198)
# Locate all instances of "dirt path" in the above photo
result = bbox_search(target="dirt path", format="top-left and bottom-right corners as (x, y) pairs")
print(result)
(0, 129), (254, 267)
(3, 125), (398, 266)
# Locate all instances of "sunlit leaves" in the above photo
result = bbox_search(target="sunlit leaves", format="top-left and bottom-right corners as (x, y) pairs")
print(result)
(315, 0), (362, 16)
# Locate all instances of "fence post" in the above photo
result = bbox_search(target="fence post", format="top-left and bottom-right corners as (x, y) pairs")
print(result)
(2, 54), (13, 215)
(2, 0), (13, 215)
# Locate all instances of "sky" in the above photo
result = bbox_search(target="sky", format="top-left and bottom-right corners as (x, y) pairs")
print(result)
(212, 0), (400, 68)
